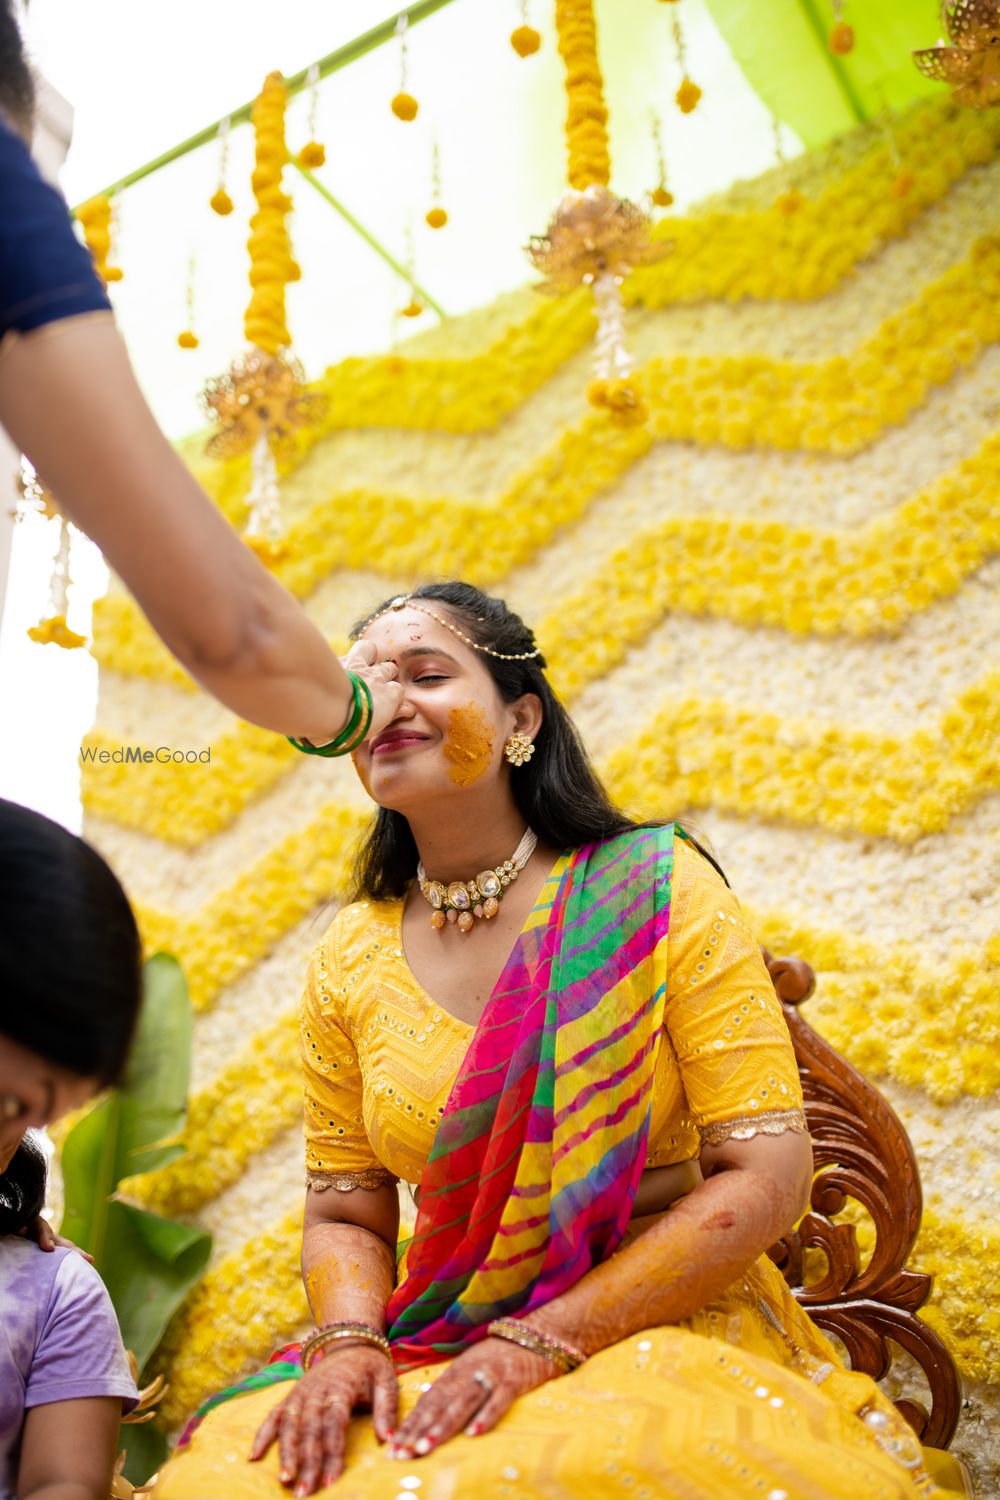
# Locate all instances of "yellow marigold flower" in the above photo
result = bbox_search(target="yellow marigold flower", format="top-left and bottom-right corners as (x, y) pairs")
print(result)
(776, 188), (805, 215)
(829, 20), (854, 54)
(391, 91), (419, 121)
(177, 330), (199, 350)
(210, 187), (234, 216)
(425, 206), (448, 229)
(675, 77), (702, 113)
(510, 24), (541, 56)
(27, 615), (87, 649)
(298, 141), (326, 168)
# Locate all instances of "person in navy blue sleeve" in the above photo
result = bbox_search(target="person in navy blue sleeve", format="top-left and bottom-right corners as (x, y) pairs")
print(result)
(0, 1), (403, 753)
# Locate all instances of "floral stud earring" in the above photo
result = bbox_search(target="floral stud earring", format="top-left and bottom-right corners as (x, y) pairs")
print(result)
(504, 732), (535, 766)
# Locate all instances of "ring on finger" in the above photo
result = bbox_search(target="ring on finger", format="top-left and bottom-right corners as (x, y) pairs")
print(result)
(471, 1369), (493, 1397)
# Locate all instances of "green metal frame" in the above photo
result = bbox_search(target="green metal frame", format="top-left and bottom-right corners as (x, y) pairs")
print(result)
(70, 0), (459, 313)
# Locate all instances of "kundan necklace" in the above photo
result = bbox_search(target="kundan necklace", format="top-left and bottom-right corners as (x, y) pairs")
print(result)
(417, 828), (538, 933)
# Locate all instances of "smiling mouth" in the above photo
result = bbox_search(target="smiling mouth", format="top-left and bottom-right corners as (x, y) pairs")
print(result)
(371, 736), (430, 756)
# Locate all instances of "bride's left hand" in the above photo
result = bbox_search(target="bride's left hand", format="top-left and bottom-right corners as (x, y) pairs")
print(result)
(388, 1339), (557, 1459)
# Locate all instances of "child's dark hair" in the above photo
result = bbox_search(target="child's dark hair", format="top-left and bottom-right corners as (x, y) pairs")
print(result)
(348, 581), (727, 899)
(0, 798), (143, 1089)
(0, 1134), (46, 1237)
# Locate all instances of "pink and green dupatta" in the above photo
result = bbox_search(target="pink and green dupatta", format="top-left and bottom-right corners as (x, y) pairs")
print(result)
(385, 822), (677, 1370)
(178, 823), (677, 1444)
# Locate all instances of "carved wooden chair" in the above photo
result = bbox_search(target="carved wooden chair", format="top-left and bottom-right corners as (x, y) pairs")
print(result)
(759, 952), (972, 1495)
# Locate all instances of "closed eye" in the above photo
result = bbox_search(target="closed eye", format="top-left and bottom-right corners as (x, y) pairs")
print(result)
(414, 675), (448, 684)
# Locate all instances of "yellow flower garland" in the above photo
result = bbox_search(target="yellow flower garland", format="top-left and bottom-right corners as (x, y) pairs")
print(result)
(89, 380), (1000, 698)
(245, 72), (297, 354)
(80, 656), (999, 848)
(554, 0), (610, 190)
(131, 801), (367, 1011)
(123, 1009), (300, 1216)
(74, 195), (123, 284)
(153, 1208), (307, 1427)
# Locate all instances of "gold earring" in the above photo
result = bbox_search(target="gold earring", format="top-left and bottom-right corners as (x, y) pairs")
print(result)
(504, 732), (535, 766)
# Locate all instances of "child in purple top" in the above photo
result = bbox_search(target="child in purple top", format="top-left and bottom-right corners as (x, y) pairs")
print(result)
(0, 1166), (137, 1499)
(0, 799), (146, 1498)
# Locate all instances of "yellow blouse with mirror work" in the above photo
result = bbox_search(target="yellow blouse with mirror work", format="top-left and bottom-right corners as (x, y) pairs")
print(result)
(301, 835), (807, 1191)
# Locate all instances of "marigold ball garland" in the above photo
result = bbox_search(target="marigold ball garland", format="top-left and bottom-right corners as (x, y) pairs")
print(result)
(244, 71), (297, 356)
(75, 195), (123, 283)
(201, 72), (326, 565)
(534, 0), (668, 423)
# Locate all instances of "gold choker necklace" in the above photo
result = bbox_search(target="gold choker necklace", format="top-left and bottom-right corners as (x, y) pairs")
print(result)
(417, 829), (538, 932)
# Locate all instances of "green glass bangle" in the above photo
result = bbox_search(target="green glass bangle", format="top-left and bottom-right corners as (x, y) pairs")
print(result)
(340, 674), (373, 755)
(286, 672), (366, 758)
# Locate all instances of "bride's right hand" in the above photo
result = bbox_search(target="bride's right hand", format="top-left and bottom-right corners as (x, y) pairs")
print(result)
(341, 640), (403, 745)
(248, 1344), (398, 1495)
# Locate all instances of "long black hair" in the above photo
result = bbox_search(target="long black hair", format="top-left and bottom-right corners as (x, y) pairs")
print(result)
(0, 0), (34, 131)
(347, 581), (727, 900)
(0, 800), (142, 1238)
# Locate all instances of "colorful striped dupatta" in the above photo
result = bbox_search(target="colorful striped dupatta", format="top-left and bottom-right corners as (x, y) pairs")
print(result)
(177, 823), (676, 1445)
(385, 822), (677, 1370)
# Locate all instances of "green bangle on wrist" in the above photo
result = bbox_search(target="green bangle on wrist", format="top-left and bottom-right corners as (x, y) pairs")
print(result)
(287, 672), (374, 758)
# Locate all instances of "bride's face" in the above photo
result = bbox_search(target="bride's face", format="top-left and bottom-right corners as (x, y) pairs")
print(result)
(351, 607), (523, 812)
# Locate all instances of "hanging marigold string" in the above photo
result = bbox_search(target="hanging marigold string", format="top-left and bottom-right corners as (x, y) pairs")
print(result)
(177, 251), (199, 349)
(298, 63), (326, 167)
(829, 0), (855, 55)
(649, 112), (673, 206)
(210, 116), (235, 215)
(400, 221), (425, 317)
(391, 13), (419, 120)
(511, 0), (541, 56)
(75, 195), (123, 283)
(669, 3), (702, 113)
(529, 0), (670, 426)
(425, 141), (448, 228)
(17, 465), (87, 650)
(771, 115), (805, 215)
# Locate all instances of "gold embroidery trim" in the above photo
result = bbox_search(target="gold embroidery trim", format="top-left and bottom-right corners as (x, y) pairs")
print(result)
(306, 1167), (399, 1192)
(699, 1109), (808, 1147)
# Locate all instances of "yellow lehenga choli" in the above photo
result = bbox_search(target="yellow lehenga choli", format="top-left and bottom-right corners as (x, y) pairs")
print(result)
(157, 835), (956, 1499)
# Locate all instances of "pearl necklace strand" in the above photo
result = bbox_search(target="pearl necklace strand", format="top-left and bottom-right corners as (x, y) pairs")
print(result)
(417, 828), (538, 933)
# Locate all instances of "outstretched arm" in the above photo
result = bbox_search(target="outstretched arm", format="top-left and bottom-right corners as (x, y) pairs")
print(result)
(0, 315), (397, 743)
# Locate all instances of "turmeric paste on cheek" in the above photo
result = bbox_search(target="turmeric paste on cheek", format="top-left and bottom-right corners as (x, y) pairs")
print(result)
(351, 749), (374, 799)
(443, 703), (494, 787)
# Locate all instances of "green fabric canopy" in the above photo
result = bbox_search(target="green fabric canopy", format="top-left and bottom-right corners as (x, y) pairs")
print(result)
(703, 0), (943, 147)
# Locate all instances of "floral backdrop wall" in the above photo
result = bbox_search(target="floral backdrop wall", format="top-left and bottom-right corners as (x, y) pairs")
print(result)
(75, 96), (999, 1490)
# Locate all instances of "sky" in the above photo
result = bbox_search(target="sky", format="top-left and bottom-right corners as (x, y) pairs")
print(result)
(0, 0), (799, 831)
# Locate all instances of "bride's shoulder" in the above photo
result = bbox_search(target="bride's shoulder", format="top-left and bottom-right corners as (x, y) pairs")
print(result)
(317, 894), (403, 965)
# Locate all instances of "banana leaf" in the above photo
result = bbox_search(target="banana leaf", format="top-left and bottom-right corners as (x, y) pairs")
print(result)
(58, 953), (212, 1485)
(61, 952), (193, 1258)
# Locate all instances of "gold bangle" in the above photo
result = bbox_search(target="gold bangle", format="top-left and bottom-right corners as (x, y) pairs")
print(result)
(486, 1317), (587, 1373)
(301, 1322), (392, 1371)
